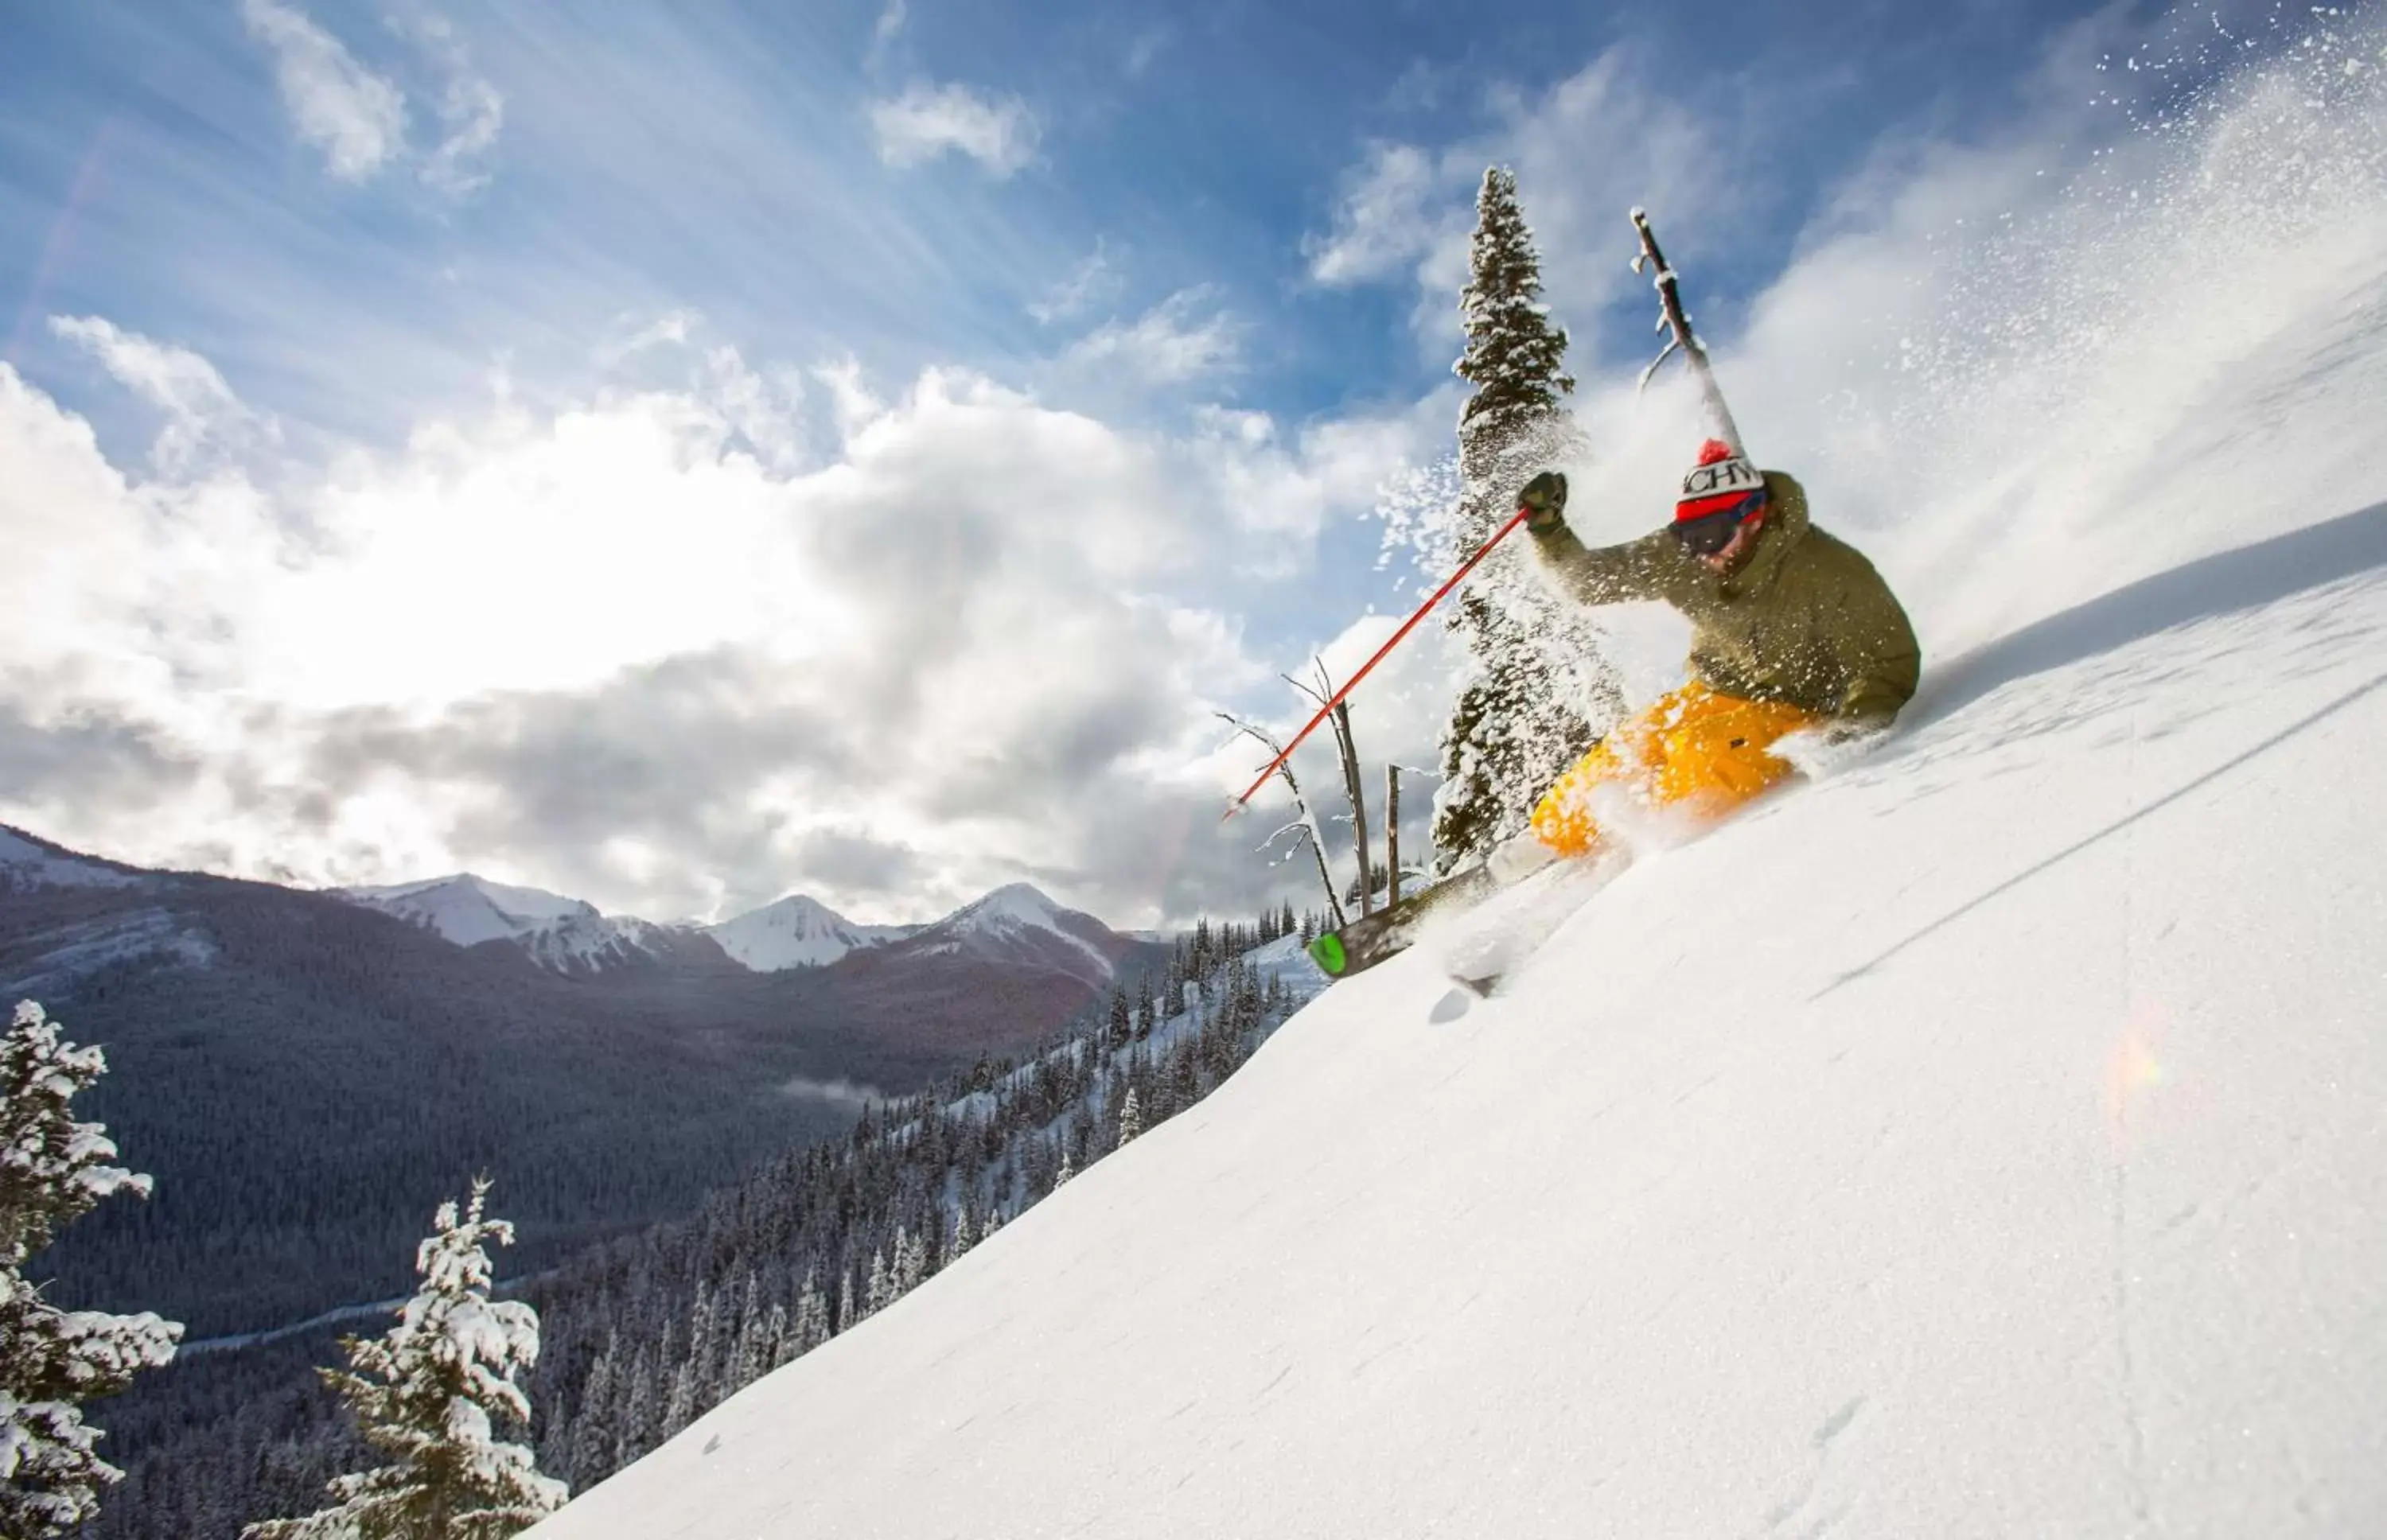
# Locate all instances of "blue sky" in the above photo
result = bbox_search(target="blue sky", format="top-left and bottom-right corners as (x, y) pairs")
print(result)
(0, 0), (2345, 925)
(6, 0), (2155, 445)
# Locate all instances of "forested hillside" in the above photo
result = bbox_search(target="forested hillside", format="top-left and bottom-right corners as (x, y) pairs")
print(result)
(84, 914), (1313, 1539)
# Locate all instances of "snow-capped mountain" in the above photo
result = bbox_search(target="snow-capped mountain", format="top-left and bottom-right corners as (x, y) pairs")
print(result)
(702, 894), (916, 970)
(337, 873), (602, 948)
(329, 873), (1132, 982)
(895, 882), (1130, 986)
(333, 874), (724, 977)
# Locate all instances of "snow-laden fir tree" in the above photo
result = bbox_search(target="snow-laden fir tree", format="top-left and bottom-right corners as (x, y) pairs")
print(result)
(793, 1270), (831, 1358)
(1116, 1086), (1144, 1145)
(0, 1000), (183, 1538)
(244, 1177), (566, 1540)
(894, 1226), (928, 1295)
(565, 1344), (616, 1483)
(1432, 165), (1625, 870)
(863, 1247), (892, 1320)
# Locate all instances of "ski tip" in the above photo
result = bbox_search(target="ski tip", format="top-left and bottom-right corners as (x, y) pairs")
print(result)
(1306, 932), (1348, 977)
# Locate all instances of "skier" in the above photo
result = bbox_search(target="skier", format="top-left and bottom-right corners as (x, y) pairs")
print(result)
(1497, 438), (1920, 876)
(1307, 437), (1920, 982)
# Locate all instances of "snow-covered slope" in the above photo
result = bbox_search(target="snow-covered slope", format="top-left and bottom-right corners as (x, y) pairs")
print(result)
(531, 498), (2387, 1539)
(702, 894), (914, 970)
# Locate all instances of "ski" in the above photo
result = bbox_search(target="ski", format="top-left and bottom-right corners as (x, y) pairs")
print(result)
(1304, 864), (1497, 981)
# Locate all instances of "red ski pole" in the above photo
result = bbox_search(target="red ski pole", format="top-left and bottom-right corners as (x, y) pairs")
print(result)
(1223, 504), (1536, 821)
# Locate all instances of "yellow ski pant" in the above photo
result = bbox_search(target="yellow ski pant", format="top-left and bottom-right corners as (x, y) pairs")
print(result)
(1528, 683), (1822, 858)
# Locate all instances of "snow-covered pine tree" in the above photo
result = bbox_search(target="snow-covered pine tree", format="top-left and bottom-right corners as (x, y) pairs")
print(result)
(942, 1206), (975, 1271)
(243, 1176), (567, 1540)
(619, 1338), (660, 1464)
(660, 1356), (697, 1440)
(792, 1272), (830, 1359)
(565, 1342), (617, 1485)
(0, 1000), (184, 1538)
(893, 1226), (926, 1296)
(729, 1292), (766, 1393)
(1116, 1086), (1144, 1145)
(759, 1299), (790, 1373)
(1432, 165), (1625, 871)
(863, 1248), (891, 1320)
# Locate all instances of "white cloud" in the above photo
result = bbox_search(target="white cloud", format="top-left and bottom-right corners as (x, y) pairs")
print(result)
(1029, 241), (1122, 325)
(870, 0), (908, 64)
(603, 308), (703, 361)
(1306, 144), (1443, 287)
(1061, 289), (1244, 387)
(49, 315), (263, 472)
(240, 0), (408, 182)
(870, 81), (1040, 177)
(404, 12), (505, 196)
(1303, 46), (1750, 356)
(0, 326), (1444, 924)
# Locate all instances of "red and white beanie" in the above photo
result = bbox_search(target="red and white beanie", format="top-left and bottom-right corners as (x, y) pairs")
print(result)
(1675, 438), (1767, 523)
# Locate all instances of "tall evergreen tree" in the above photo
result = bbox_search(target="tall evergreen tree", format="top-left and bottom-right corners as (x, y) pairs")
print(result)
(792, 1273), (830, 1359)
(566, 1344), (617, 1484)
(863, 1249), (891, 1320)
(1432, 166), (1624, 870)
(245, 1178), (566, 1539)
(0, 1001), (183, 1538)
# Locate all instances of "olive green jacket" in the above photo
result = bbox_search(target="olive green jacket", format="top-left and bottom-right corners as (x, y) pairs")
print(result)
(1526, 472), (1921, 724)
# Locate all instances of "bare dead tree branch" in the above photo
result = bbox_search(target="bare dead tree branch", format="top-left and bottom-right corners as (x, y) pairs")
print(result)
(1217, 712), (1345, 930)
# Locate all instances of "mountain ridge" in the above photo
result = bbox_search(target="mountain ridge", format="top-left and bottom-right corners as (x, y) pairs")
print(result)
(323, 869), (1133, 979)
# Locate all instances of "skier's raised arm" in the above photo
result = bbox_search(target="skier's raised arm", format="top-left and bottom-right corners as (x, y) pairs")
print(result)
(1513, 470), (1691, 609)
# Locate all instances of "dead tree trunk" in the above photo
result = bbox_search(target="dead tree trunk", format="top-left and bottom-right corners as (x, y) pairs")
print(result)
(1330, 698), (1373, 916)
(1385, 765), (1402, 907)
(1295, 663), (1374, 917)
(1218, 713), (1346, 931)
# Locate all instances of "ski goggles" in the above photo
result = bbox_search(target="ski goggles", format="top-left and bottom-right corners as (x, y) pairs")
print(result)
(1671, 490), (1767, 555)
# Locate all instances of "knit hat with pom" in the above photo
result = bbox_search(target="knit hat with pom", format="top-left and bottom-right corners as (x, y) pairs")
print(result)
(1675, 438), (1766, 523)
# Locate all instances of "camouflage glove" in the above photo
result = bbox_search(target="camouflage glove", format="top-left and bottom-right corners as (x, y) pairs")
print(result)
(1517, 470), (1568, 532)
